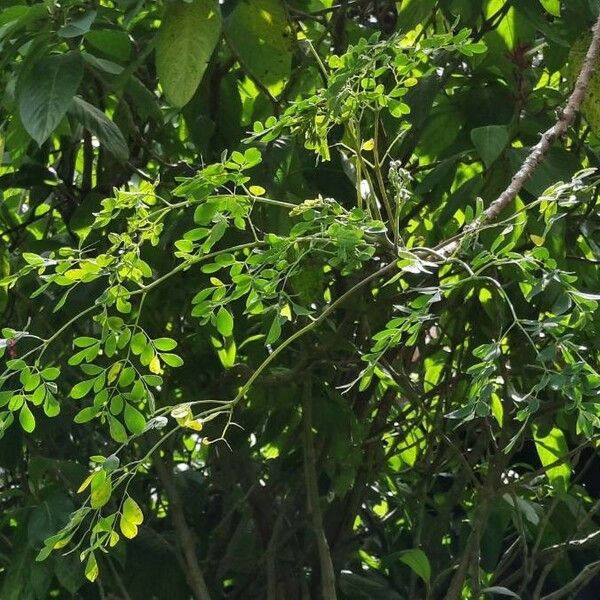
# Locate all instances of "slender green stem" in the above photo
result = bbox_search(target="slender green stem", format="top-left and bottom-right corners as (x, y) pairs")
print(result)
(372, 111), (397, 244)
(230, 260), (397, 406)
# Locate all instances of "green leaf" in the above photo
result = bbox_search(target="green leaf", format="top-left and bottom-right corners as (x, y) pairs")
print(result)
(215, 307), (234, 337)
(398, 549), (430, 585)
(22, 252), (45, 266)
(68, 96), (129, 161)
(532, 423), (570, 494)
(538, 0), (560, 16)
(109, 416), (128, 443)
(153, 337), (177, 351)
(40, 367), (60, 381)
(508, 147), (580, 197)
(74, 336), (98, 348)
(130, 332), (147, 355)
(19, 403), (35, 433)
(117, 367), (135, 388)
(471, 125), (509, 168)
(82, 52), (124, 75)
(160, 353), (184, 368)
(85, 29), (132, 61)
(124, 403), (146, 434)
(103, 454), (120, 473)
(568, 33), (600, 135)
(90, 472), (112, 508)
(266, 315), (281, 345)
(397, 0), (436, 30)
(58, 10), (96, 38)
(18, 52), (84, 144)
(155, 0), (222, 107)
(44, 393), (61, 418)
(225, 0), (292, 97)
(74, 406), (99, 424)
(70, 379), (95, 400)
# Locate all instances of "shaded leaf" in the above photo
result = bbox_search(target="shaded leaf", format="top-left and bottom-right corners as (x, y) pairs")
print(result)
(18, 52), (83, 144)
(398, 549), (430, 585)
(156, 0), (222, 107)
(68, 96), (129, 161)
(58, 10), (96, 38)
(471, 125), (509, 168)
(225, 0), (292, 97)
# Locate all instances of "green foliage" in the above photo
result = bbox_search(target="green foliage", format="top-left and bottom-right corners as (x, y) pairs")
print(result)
(18, 52), (84, 145)
(2, 1), (600, 599)
(225, 0), (293, 97)
(156, 0), (222, 108)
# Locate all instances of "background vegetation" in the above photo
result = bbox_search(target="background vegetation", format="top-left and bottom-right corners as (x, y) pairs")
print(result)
(1, 1), (600, 599)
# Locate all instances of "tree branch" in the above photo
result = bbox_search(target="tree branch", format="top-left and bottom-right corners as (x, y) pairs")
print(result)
(302, 381), (338, 600)
(441, 12), (600, 255)
(540, 559), (600, 600)
(154, 454), (212, 600)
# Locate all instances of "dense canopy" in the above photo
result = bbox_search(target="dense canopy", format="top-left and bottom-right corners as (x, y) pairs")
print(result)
(1, 1), (600, 599)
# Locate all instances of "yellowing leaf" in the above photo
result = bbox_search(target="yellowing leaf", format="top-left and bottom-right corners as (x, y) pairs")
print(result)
(119, 515), (138, 539)
(123, 496), (144, 525)
(85, 553), (99, 582)
(249, 185), (266, 196)
(53, 535), (73, 550)
(530, 235), (545, 246)
(177, 416), (204, 431)
(491, 393), (504, 427)
(149, 355), (161, 374)
(90, 473), (112, 509)
(361, 139), (375, 151)
(107, 362), (122, 383)
(279, 303), (292, 321)
(77, 471), (95, 493)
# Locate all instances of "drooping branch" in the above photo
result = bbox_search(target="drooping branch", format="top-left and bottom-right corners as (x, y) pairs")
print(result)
(441, 13), (600, 255)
